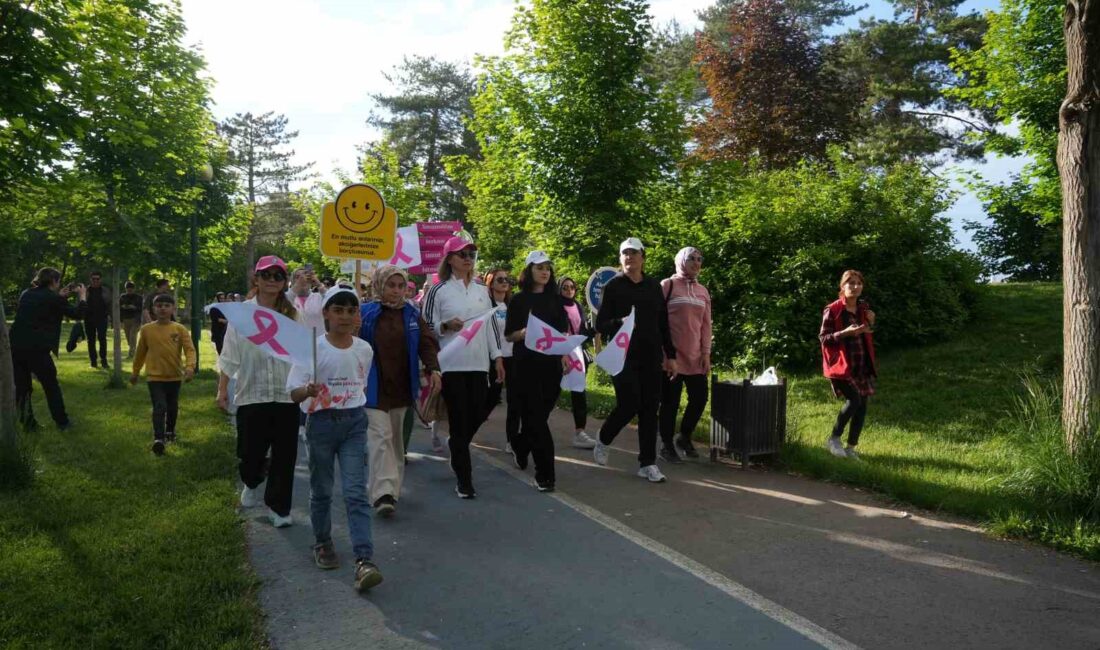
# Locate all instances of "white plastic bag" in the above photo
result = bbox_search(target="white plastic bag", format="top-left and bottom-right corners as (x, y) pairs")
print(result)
(752, 367), (779, 386)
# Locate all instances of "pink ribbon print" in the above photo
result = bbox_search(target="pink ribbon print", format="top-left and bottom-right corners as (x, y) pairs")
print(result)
(246, 310), (289, 356)
(565, 355), (584, 373)
(458, 319), (483, 345)
(391, 231), (414, 266)
(535, 327), (567, 352)
(614, 332), (631, 349)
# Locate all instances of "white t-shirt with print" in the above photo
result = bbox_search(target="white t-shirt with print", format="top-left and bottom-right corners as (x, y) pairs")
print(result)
(286, 335), (373, 414)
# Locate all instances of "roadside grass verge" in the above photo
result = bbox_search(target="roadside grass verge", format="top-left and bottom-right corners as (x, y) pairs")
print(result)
(0, 331), (264, 649)
(562, 283), (1100, 559)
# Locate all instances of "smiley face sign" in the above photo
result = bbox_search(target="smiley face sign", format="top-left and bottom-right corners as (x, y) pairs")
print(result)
(334, 183), (386, 234)
(320, 183), (397, 260)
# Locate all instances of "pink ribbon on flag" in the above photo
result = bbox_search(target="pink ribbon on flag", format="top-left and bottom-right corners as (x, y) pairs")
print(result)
(458, 319), (483, 345)
(247, 310), (289, 356)
(391, 231), (414, 265)
(615, 332), (631, 349)
(535, 327), (567, 352)
(565, 356), (584, 372)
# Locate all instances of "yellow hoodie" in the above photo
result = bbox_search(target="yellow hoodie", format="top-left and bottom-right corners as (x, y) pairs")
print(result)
(132, 321), (196, 381)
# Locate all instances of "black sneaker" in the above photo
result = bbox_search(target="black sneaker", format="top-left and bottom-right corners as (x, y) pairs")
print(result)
(455, 484), (476, 499)
(166, 432), (177, 444)
(374, 495), (396, 518)
(675, 436), (699, 459)
(313, 542), (339, 570)
(659, 446), (682, 464)
(152, 439), (165, 456)
(535, 480), (555, 493)
(101, 360), (109, 370)
(354, 558), (383, 592)
(512, 447), (528, 471)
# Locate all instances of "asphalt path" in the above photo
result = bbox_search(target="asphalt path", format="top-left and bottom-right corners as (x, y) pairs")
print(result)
(245, 407), (1100, 649)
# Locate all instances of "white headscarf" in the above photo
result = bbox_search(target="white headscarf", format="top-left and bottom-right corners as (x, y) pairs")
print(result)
(673, 247), (701, 280)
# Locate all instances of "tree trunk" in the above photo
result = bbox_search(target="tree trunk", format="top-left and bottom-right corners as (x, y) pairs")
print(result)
(1059, 0), (1100, 453)
(110, 266), (124, 387)
(0, 300), (18, 447)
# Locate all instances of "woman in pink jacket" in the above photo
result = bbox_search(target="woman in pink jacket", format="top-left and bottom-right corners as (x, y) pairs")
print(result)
(658, 247), (712, 462)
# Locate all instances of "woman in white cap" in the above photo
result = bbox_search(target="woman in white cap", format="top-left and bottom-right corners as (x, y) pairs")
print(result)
(217, 255), (300, 527)
(359, 265), (441, 517)
(422, 236), (504, 499)
(592, 238), (678, 483)
(504, 251), (569, 492)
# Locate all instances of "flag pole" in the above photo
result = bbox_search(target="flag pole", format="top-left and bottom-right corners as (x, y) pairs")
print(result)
(312, 326), (317, 381)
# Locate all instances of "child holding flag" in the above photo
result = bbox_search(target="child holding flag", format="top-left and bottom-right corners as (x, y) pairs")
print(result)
(287, 286), (383, 592)
(130, 294), (196, 456)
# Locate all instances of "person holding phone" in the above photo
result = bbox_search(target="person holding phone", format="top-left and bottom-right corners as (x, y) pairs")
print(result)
(819, 269), (877, 460)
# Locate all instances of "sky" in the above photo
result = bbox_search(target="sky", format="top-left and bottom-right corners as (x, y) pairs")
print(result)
(178, 0), (1025, 251)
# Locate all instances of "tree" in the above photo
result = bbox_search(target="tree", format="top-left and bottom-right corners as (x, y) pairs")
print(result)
(964, 178), (1062, 281)
(698, 0), (864, 42)
(462, 0), (685, 272)
(693, 0), (855, 167)
(1058, 0), (1100, 451)
(218, 111), (312, 284)
(368, 56), (478, 221)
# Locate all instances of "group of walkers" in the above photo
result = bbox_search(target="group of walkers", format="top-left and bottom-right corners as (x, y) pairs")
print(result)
(8, 233), (878, 595)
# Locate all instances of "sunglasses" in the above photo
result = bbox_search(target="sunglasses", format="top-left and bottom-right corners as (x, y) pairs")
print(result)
(494, 276), (514, 285)
(258, 270), (287, 282)
(452, 250), (477, 260)
(560, 284), (576, 291)
(686, 255), (704, 263)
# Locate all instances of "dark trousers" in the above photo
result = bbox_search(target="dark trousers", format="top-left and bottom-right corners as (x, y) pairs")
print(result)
(85, 318), (108, 365)
(659, 373), (708, 447)
(11, 348), (69, 427)
(237, 402), (300, 517)
(442, 371), (489, 490)
(570, 391), (587, 430)
(483, 357), (522, 443)
(511, 359), (562, 485)
(147, 381), (181, 440)
(598, 357), (663, 467)
(831, 381), (869, 446)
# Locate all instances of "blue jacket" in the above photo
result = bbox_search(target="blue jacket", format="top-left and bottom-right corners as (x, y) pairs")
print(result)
(359, 301), (422, 409)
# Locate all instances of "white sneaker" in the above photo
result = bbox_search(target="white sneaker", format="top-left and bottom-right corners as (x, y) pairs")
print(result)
(826, 437), (847, 458)
(845, 446), (862, 460)
(298, 425), (306, 441)
(572, 431), (597, 449)
(240, 485), (260, 508)
(504, 442), (513, 454)
(593, 441), (609, 466)
(637, 465), (667, 483)
(270, 510), (293, 528)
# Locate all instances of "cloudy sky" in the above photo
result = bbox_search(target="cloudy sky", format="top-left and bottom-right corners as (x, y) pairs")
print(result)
(179, 0), (1024, 249)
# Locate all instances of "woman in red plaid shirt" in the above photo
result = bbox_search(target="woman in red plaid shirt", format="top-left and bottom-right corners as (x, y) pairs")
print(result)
(818, 270), (877, 460)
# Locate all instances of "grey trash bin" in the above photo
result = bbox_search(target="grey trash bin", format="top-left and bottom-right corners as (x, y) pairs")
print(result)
(709, 375), (788, 467)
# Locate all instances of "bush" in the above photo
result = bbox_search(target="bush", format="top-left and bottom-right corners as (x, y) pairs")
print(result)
(639, 152), (983, 370)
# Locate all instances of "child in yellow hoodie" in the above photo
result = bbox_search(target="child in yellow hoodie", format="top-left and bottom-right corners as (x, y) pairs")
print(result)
(131, 294), (196, 456)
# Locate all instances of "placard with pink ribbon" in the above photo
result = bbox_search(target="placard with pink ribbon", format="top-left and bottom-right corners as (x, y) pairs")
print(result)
(595, 307), (635, 376)
(205, 301), (315, 368)
(408, 221), (461, 275)
(561, 347), (587, 391)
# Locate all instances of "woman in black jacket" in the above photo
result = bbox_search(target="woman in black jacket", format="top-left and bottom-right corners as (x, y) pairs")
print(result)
(10, 267), (87, 430)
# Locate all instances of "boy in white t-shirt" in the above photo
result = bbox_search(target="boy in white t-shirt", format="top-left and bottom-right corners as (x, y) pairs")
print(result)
(287, 287), (382, 592)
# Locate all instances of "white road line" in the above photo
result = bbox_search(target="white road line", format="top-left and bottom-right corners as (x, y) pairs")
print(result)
(473, 445), (862, 650)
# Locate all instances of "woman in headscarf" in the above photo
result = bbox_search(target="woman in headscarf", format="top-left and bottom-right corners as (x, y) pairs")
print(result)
(558, 276), (597, 449)
(359, 265), (441, 517)
(657, 247), (712, 463)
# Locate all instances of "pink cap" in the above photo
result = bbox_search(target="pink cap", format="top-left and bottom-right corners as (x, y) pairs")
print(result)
(442, 236), (477, 257)
(254, 255), (287, 273)
(406, 280), (417, 290)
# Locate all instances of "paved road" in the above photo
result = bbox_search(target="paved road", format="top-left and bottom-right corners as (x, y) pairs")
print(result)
(245, 408), (1100, 649)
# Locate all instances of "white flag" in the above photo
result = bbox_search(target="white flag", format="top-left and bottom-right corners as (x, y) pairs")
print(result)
(388, 225), (422, 269)
(206, 302), (314, 368)
(524, 313), (586, 356)
(595, 307), (635, 376)
(437, 309), (495, 368)
(561, 347), (587, 392)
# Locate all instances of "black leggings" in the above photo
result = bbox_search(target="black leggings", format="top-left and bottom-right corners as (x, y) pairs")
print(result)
(483, 357), (520, 441)
(443, 371), (490, 490)
(598, 358), (662, 467)
(511, 358), (562, 485)
(658, 373), (708, 447)
(237, 402), (300, 517)
(148, 381), (181, 439)
(831, 381), (869, 446)
(570, 391), (587, 430)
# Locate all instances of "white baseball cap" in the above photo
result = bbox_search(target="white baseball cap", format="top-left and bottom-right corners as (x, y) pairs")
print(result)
(619, 237), (644, 253)
(323, 286), (358, 308)
(524, 250), (552, 266)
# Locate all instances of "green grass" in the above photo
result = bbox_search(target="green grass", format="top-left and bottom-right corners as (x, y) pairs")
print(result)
(0, 331), (265, 649)
(565, 283), (1100, 559)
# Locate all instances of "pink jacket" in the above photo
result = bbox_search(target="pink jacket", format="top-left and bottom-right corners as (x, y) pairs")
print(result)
(661, 275), (712, 375)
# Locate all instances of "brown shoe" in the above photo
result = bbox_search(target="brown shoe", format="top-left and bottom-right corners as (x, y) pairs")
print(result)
(354, 559), (383, 592)
(313, 542), (339, 570)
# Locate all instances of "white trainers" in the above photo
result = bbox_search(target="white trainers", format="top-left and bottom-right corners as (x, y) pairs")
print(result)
(826, 437), (847, 458)
(637, 465), (667, 483)
(572, 431), (597, 449)
(593, 441), (609, 466)
(298, 424), (306, 440)
(270, 510), (293, 528)
(240, 485), (260, 508)
(504, 442), (513, 454)
(845, 446), (862, 460)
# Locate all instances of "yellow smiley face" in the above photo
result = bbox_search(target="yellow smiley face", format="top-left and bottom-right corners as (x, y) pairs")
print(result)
(334, 183), (386, 234)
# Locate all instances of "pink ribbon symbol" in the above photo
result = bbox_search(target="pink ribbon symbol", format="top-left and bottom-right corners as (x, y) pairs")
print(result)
(565, 356), (583, 372)
(615, 332), (630, 349)
(458, 319), (483, 345)
(391, 231), (414, 265)
(535, 327), (567, 352)
(246, 310), (289, 356)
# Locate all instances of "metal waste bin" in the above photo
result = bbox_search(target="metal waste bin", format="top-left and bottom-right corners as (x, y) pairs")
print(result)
(709, 375), (787, 467)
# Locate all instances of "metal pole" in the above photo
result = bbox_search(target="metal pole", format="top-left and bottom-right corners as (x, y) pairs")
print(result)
(190, 208), (200, 371)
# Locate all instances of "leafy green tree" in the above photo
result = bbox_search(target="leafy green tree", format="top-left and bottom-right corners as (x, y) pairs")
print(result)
(964, 178), (1061, 281)
(369, 56), (478, 220)
(218, 111), (312, 284)
(461, 0), (685, 272)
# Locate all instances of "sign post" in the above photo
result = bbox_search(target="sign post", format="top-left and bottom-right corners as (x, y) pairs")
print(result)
(585, 266), (618, 353)
(320, 183), (397, 261)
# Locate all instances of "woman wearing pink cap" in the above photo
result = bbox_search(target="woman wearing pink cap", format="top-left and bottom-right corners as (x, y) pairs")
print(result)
(217, 255), (300, 527)
(422, 237), (504, 499)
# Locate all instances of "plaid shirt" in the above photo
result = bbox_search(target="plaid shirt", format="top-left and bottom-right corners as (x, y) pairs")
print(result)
(819, 306), (877, 397)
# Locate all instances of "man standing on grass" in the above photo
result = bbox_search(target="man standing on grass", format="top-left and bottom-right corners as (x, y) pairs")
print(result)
(119, 281), (144, 359)
(84, 271), (111, 369)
